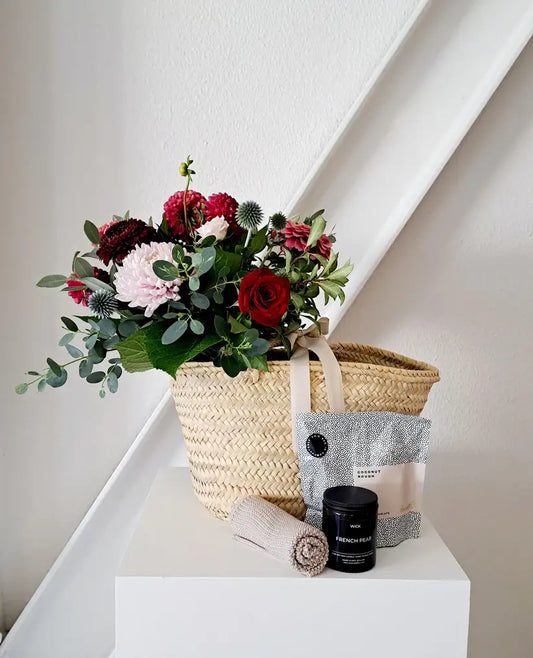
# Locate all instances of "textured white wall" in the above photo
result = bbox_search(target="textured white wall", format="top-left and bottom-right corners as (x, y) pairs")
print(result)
(0, 0), (421, 628)
(333, 43), (533, 658)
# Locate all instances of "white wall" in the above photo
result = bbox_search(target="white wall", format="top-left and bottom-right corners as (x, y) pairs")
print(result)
(0, 0), (422, 628)
(333, 43), (533, 658)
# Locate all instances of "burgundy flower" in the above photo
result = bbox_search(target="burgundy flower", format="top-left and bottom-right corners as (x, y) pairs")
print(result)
(163, 189), (206, 240)
(66, 267), (110, 306)
(97, 219), (157, 265)
(238, 268), (290, 328)
(204, 192), (244, 238)
(280, 221), (332, 259)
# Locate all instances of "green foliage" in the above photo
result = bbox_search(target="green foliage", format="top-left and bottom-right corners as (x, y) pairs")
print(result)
(37, 275), (67, 288)
(116, 323), (221, 376)
(83, 220), (100, 244)
(25, 155), (354, 395)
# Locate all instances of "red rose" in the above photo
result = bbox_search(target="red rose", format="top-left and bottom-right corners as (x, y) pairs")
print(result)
(238, 268), (290, 327)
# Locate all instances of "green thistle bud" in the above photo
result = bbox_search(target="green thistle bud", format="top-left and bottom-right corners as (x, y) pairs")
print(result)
(88, 290), (118, 319)
(179, 162), (188, 177)
(236, 201), (264, 231)
(269, 212), (287, 230)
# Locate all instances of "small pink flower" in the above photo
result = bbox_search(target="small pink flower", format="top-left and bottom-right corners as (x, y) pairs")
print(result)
(196, 215), (229, 241)
(280, 221), (332, 259)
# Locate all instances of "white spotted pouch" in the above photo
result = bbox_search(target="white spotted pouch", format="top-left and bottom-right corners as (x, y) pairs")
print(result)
(289, 334), (431, 548)
(295, 411), (431, 547)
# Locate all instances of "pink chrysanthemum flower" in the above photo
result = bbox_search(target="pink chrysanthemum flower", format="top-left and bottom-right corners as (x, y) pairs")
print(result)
(114, 242), (183, 317)
(280, 221), (332, 259)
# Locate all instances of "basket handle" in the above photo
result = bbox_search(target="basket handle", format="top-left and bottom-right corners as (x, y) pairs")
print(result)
(290, 335), (345, 450)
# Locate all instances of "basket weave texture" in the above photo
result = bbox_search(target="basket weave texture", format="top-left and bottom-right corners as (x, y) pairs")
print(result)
(171, 342), (439, 521)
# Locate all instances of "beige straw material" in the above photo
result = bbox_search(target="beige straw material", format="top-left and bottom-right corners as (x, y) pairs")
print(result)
(230, 495), (329, 576)
(171, 342), (440, 521)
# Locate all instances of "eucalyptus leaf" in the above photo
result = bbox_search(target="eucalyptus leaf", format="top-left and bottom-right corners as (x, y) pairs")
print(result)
(213, 291), (224, 305)
(85, 334), (98, 350)
(169, 301), (187, 310)
(243, 328), (259, 343)
(61, 317), (78, 332)
(37, 379), (47, 392)
(190, 293), (209, 309)
(103, 335), (120, 349)
(36, 274), (67, 288)
(86, 371), (106, 384)
(15, 383), (28, 394)
(189, 319), (204, 335)
(79, 359), (93, 378)
(244, 338), (270, 357)
(152, 260), (179, 281)
(118, 320), (138, 337)
(66, 344), (83, 358)
(189, 277), (200, 291)
(191, 253), (203, 268)
(98, 318), (116, 337)
(99, 389), (106, 398)
(59, 333), (75, 346)
(196, 246), (216, 275)
(107, 372), (119, 393)
(46, 358), (62, 376)
(47, 369), (67, 387)
(161, 320), (188, 345)
(172, 245), (184, 262)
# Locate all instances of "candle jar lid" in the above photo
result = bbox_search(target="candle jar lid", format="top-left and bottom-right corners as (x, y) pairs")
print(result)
(323, 485), (378, 513)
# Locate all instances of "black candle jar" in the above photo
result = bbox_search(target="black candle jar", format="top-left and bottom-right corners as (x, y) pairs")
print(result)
(322, 486), (378, 573)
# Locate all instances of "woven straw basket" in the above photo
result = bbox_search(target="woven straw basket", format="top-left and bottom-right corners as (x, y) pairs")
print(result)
(171, 343), (439, 521)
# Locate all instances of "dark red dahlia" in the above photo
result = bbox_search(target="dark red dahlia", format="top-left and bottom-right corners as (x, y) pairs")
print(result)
(67, 267), (110, 306)
(163, 189), (206, 240)
(97, 219), (157, 265)
(204, 192), (244, 238)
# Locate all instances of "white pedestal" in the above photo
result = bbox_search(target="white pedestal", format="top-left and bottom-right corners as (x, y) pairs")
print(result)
(116, 468), (470, 658)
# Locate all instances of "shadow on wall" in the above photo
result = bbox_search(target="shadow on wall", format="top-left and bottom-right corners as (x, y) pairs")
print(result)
(425, 451), (531, 657)
(332, 42), (533, 658)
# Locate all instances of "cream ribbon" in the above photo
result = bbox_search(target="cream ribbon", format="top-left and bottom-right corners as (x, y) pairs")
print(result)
(289, 318), (345, 450)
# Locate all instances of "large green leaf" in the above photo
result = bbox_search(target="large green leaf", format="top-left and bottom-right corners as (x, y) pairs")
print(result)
(116, 323), (221, 376)
(306, 215), (326, 248)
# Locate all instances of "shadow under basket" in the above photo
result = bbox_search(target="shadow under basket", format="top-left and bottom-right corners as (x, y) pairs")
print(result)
(171, 342), (440, 521)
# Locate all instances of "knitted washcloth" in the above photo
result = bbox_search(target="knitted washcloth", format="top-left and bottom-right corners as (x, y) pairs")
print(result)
(229, 495), (329, 577)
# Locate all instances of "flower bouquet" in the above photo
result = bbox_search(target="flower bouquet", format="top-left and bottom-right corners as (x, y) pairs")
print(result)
(17, 158), (353, 397)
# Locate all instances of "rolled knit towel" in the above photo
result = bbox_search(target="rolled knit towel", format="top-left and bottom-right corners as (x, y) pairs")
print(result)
(229, 495), (329, 576)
